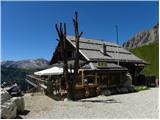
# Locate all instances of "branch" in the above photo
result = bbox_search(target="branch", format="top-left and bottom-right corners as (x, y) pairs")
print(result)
(64, 23), (66, 35)
(73, 19), (76, 26)
(79, 32), (83, 38)
(63, 23), (67, 49)
(55, 24), (61, 38)
(60, 22), (63, 36)
(75, 11), (78, 22)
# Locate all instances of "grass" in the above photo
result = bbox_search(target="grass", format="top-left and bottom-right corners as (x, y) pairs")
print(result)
(134, 85), (149, 92)
(130, 41), (159, 78)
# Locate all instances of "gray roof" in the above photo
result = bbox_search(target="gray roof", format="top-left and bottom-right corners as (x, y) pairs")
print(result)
(67, 36), (144, 63)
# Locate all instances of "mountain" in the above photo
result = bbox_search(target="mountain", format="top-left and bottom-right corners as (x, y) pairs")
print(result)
(130, 41), (159, 78)
(123, 23), (159, 49)
(1, 58), (49, 70)
(122, 23), (159, 78)
(1, 66), (36, 91)
(1, 58), (49, 91)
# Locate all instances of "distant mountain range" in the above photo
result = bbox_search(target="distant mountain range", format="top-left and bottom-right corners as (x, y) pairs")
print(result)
(1, 58), (50, 91)
(1, 58), (49, 70)
(123, 23), (159, 49)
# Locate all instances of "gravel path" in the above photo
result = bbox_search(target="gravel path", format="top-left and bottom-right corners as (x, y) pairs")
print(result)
(21, 88), (159, 119)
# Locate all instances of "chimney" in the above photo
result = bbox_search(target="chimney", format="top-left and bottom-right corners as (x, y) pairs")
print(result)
(103, 43), (107, 55)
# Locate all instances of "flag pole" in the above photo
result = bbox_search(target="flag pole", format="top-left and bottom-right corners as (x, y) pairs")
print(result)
(116, 25), (119, 66)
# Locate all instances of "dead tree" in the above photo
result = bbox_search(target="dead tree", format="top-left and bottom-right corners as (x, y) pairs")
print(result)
(55, 23), (72, 100)
(72, 12), (83, 100)
(54, 12), (83, 100)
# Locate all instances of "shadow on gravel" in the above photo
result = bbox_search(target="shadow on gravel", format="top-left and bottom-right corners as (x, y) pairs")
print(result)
(16, 110), (30, 119)
(78, 99), (121, 104)
(19, 110), (30, 115)
(16, 116), (23, 119)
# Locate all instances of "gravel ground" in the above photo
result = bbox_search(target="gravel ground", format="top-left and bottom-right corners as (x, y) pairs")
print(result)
(20, 88), (159, 119)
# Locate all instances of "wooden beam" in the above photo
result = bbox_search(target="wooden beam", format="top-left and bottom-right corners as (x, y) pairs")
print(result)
(81, 70), (84, 86)
(107, 72), (110, 86)
(95, 73), (97, 85)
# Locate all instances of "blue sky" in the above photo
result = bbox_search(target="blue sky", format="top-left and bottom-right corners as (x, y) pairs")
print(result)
(1, 1), (158, 61)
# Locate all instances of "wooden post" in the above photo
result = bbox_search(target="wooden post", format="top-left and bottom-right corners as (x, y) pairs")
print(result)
(120, 72), (121, 86)
(107, 72), (110, 86)
(95, 73), (97, 85)
(27, 83), (29, 92)
(81, 70), (84, 86)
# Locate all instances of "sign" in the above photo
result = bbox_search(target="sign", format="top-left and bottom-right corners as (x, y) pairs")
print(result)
(97, 62), (108, 67)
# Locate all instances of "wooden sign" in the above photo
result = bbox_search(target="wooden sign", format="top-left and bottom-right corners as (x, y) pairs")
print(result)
(97, 62), (107, 67)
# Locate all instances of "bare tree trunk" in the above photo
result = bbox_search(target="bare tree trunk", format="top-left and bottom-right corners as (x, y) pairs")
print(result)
(54, 12), (83, 101)
(55, 23), (72, 100)
(73, 12), (83, 100)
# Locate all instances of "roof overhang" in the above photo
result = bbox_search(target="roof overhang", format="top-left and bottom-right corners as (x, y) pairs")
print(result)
(89, 58), (145, 64)
(81, 62), (128, 71)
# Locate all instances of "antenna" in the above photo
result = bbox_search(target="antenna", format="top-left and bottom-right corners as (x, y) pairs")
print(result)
(116, 25), (119, 65)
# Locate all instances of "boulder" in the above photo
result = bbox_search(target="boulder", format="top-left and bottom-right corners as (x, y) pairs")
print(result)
(121, 72), (132, 87)
(116, 88), (121, 94)
(124, 72), (133, 86)
(120, 87), (128, 93)
(1, 100), (17, 119)
(1, 89), (11, 104)
(101, 90), (111, 96)
(127, 85), (136, 92)
(64, 98), (69, 102)
(11, 97), (25, 113)
(110, 89), (117, 95)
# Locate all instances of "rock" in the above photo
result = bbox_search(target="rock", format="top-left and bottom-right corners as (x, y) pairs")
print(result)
(116, 88), (121, 94)
(127, 86), (136, 92)
(11, 97), (25, 113)
(1, 88), (25, 118)
(120, 87), (128, 93)
(120, 72), (132, 87)
(64, 98), (69, 102)
(110, 89), (117, 95)
(0, 89), (11, 104)
(1, 100), (17, 119)
(101, 90), (111, 96)
(124, 72), (132, 86)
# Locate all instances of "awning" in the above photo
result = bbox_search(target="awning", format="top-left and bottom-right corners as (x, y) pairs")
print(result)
(34, 66), (73, 76)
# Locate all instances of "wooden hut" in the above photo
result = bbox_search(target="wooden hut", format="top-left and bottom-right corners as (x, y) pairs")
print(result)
(26, 36), (146, 99)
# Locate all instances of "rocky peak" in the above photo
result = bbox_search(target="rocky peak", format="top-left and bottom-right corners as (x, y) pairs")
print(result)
(123, 23), (159, 49)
